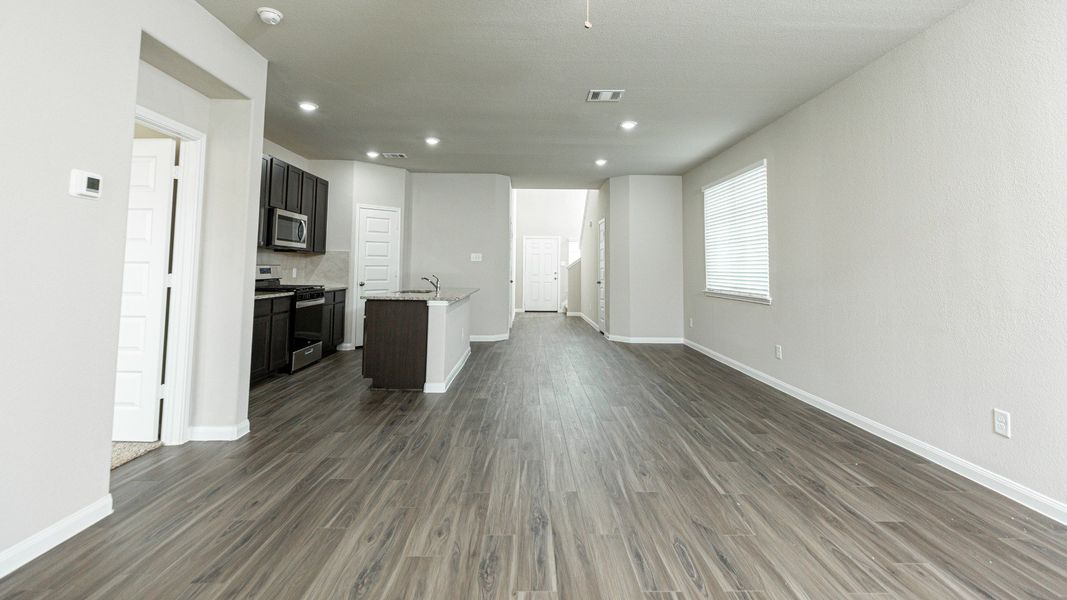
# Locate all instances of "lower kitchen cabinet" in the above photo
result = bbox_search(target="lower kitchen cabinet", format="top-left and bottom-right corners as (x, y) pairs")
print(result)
(251, 297), (292, 385)
(322, 289), (347, 354)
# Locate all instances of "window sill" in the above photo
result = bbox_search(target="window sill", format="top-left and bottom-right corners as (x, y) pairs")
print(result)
(703, 291), (772, 306)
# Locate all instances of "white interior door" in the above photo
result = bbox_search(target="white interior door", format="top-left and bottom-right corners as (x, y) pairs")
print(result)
(355, 205), (401, 346)
(597, 219), (606, 331)
(113, 138), (175, 441)
(523, 237), (560, 312)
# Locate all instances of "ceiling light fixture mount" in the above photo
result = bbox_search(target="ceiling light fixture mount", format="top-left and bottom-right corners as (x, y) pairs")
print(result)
(298, 101), (318, 112)
(257, 7), (284, 25)
(425, 137), (440, 146)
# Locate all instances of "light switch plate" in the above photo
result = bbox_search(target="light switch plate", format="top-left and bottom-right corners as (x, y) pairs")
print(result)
(470, 253), (483, 262)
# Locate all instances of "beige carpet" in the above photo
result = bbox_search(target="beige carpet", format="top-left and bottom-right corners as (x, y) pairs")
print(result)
(111, 441), (163, 469)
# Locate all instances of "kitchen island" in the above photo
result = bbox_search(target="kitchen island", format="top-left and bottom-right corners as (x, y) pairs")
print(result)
(361, 288), (478, 393)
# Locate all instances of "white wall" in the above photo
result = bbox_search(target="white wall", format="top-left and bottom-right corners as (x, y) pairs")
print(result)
(136, 61), (211, 133)
(683, 0), (1067, 511)
(608, 176), (684, 341)
(406, 173), (513, 338)
(0, 0), (266, 567)
(513, 189), (586, 311)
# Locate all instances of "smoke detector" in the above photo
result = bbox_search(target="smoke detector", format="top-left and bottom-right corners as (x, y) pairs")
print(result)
(257, 7), (284, 25)
(587, 89), (624, 102)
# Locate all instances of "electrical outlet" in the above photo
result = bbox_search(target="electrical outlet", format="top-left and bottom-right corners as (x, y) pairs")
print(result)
(291, 267), (298, 278)
(993, 409), (1011, 438)
(689, 318), (694, 328)
(775, 345), (783, 360)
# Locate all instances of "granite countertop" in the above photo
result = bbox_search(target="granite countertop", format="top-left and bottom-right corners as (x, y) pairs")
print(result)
(362, 287), (478, 304)
(325, 286), (348, 292)
(255, 291), (295, 300)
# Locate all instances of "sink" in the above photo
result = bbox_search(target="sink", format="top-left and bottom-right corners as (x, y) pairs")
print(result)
(396, 289), (434, 294)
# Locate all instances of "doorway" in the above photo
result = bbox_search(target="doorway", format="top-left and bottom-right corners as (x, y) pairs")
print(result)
(522, 236), (561, 312)
(112, 106), (205, 452)
(353, 204), (402, 346)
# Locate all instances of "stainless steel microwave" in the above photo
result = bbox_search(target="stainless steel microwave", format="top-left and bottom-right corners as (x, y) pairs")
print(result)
(271, 208), (308, 249)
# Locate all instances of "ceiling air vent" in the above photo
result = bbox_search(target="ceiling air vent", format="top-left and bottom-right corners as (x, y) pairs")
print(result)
(586, 89), (624, 102)
(381, 152), (407, 159)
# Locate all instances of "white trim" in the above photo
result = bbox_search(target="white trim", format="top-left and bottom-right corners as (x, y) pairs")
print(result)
(134, 106), (207, 447)
(337, 342), (356, 352)
(187, 419), (250, 442)
(521, 235), (563, 312)
(352, 203), (403, 352)
(470, 333), (509, 342)
(579, 312), (600, 332)
(0, 494), (113, 579)
(424, 347), (471, 394)
(682, 338), (1067, 525)
(566, 311), (584, 318)
(514, 308), (526, 314)
(607, 335), (684, 344)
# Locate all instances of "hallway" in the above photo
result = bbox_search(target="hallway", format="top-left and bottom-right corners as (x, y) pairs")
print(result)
(3, 314), (1066, 598)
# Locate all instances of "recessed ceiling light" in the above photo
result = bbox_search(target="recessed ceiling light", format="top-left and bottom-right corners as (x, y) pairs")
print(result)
(366, 151), (380, 159)
(595, 159), (607, 167)
(620, 120), (638, 130)
(298, 101), (318, 112)
(425, 137), (440, 146)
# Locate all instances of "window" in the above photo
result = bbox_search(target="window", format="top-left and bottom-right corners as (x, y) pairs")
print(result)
(703, 160), (770, 304)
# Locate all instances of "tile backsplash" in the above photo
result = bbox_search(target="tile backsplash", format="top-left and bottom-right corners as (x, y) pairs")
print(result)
(257, 249), (350, 288)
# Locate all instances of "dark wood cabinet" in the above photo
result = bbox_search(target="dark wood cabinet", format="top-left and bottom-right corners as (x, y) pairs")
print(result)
(258, 155), (269, 247)
(251, 296), (293, 385)
(285, 164), (303, 213)
(363, 300), (427, 389)
(250, 301), (271, 381)
(313, 178), (328, 254)
(268, 157), (287, 209)
(257, 155), (329, 254)
(322, 289), (346, 354)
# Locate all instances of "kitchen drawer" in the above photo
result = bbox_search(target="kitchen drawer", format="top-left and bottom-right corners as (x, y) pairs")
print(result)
(254, 298), (271, 317)
(272, 298), (291, 314)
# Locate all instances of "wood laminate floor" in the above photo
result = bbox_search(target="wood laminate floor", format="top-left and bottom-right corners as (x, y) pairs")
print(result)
(3, 313), (1067, 599)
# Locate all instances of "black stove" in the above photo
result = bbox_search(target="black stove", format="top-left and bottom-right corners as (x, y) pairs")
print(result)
(255, 280), (325, 302)
(255, 271), (326, 372)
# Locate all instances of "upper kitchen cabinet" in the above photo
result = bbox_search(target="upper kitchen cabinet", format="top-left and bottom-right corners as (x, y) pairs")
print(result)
(268, 157), (287, 209)
(258, 154), (329, 254)
(313, 178), (328, 254)
(285, 164), (304, 213)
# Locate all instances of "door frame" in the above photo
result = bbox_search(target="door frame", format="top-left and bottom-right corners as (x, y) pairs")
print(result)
(349, 203), (404, 349)
(521, 235), (562, 312)
(597, 218), (607, 332)
(133, 105), (206, 446)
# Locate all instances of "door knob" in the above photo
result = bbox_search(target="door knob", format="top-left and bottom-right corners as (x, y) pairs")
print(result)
(359, 281), (366, 287)
(597, 280), (602, 284)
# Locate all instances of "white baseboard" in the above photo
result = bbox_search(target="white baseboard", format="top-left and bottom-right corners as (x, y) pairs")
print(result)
(607, 334), (684, 344)
(579, 313), (601, 332)
(337, 342), (356, 351)
(470, 333), (509, 342)
(682, 338), (1067, 525)
(0, 494), (113, 579)
(514, 308), (525, 314)
(425, 347), (471, 394)
(566, 311), (584, 318)
(187, 419), (250, 441)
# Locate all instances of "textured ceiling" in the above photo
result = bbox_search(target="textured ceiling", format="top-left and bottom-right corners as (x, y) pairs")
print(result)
(194, 0), (969, 188)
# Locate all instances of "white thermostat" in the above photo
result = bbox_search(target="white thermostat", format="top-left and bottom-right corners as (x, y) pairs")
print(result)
(69, 169), (102, 199)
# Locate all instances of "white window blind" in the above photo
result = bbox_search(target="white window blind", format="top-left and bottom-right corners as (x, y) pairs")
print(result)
(703, 160), (770, 304)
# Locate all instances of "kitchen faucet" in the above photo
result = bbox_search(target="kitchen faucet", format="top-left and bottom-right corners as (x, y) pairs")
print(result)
(421, 274), (441, 297)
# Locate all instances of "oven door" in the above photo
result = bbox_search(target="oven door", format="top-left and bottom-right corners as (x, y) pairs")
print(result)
(271, 208), (308, 249)
(293, 296), (325, 346)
